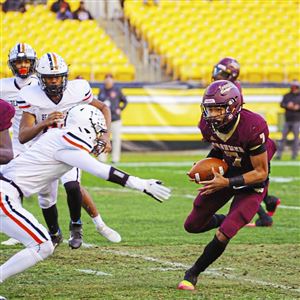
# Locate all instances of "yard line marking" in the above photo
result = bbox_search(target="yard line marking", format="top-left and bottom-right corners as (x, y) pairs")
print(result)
(115, 161), (300, 168)
(182, 194), (300, 210)
(279, 205), (300, 210)
(77, 269), (112, 276)
(81, 187), (300, 210)
(78, 243), (300, 293)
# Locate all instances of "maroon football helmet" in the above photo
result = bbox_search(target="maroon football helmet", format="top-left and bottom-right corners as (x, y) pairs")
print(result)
(202, 80), (242, 130)
(212, 57), (240, 81)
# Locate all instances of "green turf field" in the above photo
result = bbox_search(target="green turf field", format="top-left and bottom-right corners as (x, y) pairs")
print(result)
(1, 152), (299, 300)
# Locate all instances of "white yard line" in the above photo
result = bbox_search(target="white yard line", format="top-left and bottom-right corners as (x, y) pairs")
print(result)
(77, 269), (112, 276)
(84, 187), (300, 211)
(115, 161), (300, 168)
(75, 243), (300, 293)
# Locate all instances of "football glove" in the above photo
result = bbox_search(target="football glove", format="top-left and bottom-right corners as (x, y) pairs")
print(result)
(143, 179), (171, 203)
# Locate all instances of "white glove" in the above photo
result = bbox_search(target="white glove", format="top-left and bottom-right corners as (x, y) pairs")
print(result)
(143, 179), (171, 203)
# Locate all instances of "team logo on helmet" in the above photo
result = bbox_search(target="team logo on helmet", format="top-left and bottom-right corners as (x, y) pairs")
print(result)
(219, 82), (235, 95)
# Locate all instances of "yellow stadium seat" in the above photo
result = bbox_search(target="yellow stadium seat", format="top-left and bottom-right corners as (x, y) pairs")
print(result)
(1, 3), (135, 81)
(123, 0), (299, 83)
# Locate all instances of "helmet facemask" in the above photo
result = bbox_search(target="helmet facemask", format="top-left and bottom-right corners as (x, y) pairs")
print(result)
(38, 73), (68, 97)
(212, 65), (231, 81)
(202, 98), (239, 131)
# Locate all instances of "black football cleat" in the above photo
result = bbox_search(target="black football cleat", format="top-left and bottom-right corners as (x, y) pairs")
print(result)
(50, 229), (63, 248)
(265, 196), (281, 217)
(255, 215), (273, 227)
(69, 223), (83, 249)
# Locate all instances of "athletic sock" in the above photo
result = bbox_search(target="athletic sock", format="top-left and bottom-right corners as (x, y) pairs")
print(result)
(64, 181), (82, 223)
(257, 204), (269, 219)
(92, 215), (105, 228)
(42, 205), (59, 235)
(189, 235), (228, 276)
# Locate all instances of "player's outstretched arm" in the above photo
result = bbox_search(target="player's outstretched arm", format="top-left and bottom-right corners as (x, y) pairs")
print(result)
(55, 149), (171, 202)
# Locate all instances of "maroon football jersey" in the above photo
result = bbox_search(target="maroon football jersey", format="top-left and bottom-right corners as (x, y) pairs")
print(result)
(199, 109), (276, 177)
(0, 99), (15, 131)
(233, 80), (244, 104)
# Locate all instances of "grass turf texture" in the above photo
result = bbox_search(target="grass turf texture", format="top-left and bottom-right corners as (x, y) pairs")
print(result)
(1, 152), (299, 299)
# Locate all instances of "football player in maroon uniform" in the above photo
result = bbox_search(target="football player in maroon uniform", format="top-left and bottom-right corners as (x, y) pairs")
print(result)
(178, 80), (276, 290)
(211, 57), (280, 226)
(0, 99), (15, 164)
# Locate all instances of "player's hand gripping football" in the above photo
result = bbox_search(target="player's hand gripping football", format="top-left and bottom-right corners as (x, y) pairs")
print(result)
(143, 179), (171, 203)
(198, 168), (229, 195)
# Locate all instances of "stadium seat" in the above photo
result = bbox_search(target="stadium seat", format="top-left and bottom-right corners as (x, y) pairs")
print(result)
(124, 0), (299, 84)
(1, 4), (135, 82)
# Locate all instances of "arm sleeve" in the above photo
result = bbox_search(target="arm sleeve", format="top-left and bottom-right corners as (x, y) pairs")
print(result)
(54, 148), (111, 180)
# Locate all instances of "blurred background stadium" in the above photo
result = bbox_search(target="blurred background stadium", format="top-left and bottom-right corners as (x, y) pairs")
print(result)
(1, 0), (299, 150)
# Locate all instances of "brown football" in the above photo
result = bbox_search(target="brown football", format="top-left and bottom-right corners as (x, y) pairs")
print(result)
(187, 157), (228, 183)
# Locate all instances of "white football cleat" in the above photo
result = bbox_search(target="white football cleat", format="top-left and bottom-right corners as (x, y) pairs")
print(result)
(96, 225), (121, 243)
(1, 238), (20, 246)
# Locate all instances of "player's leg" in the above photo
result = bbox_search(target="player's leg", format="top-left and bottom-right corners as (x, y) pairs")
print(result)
(111, 120), (122, 164)
(80, 186), (121, 243)
(0, 140), (27, 247)
(61, 168), (83, 249)
(38, 180), (63, 247)
(179, 188), (266, 290)
(291, 121), (299, 160)
(183, 188), (232, 234)
(276, 122), (290, 159)
(178, 189), (232, 290)
(0, 193), (54, 282)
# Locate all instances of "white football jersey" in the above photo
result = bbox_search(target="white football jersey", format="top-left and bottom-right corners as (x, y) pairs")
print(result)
(2, 128), (97, 198)
(0, 76), (38, 155)
(17, 79), (93, 141)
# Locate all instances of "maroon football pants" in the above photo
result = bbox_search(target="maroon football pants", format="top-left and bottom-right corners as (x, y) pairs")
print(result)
(184, 186), (268, 239)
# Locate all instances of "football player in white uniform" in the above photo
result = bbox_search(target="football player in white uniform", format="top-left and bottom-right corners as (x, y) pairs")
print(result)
(0, 43), (38, 246)
(18, 52), (122, 248)
(0, 104), (170, 283)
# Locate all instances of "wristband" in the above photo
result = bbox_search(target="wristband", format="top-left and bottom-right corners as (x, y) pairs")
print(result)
(229, 175), (245, 188)
(108, 167), (129, 186)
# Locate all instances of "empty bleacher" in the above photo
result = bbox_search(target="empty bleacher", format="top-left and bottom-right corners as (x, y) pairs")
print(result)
(0, 2), (135, 81)
(124, 0), (300, 84)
